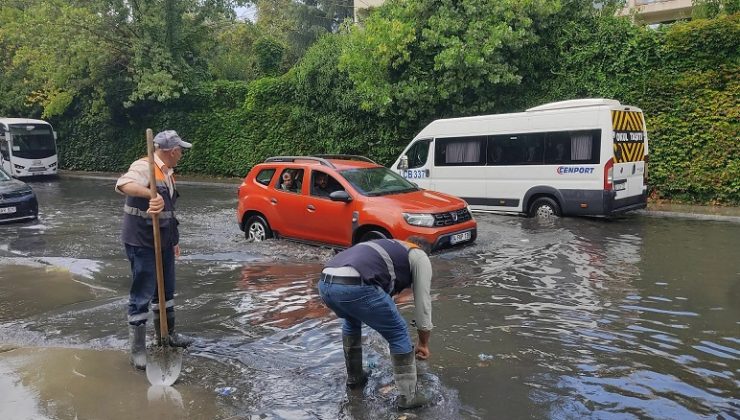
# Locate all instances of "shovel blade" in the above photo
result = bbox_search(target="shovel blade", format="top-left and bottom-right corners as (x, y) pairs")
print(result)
(146, 345), (183, 386)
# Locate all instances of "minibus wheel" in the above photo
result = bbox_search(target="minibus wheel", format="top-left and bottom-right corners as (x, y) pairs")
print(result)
(529, 197), (561, 219)
(245, 215), (273, 242)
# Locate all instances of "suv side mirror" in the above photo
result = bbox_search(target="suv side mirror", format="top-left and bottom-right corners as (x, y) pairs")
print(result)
(329, 190), (352, 203)
(399, 155), (409, 170)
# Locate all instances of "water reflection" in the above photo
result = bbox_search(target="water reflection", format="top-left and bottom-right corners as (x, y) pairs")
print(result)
(1, 177), (738, 419)
(236, 263), (328, 329)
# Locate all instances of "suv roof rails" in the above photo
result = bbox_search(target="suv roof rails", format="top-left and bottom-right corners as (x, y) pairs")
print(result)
(312, 154), (379, 165)
(265, 156), (335, 168)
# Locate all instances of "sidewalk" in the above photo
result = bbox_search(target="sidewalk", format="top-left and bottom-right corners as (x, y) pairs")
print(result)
(59, 170), (242, 188)
(641, 202), (740, 223)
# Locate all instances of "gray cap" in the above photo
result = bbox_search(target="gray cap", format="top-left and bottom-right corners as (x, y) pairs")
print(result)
(153, 130), (192, 150)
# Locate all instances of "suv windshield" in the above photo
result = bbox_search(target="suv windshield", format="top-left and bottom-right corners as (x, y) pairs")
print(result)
(9, 124), (56, 159)
(340, 167), (418, 196)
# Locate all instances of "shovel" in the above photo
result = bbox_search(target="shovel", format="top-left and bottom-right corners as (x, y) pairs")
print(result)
(144, 128), (183, 386)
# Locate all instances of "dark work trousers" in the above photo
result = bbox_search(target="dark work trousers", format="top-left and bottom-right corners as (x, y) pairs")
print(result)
(125, 244), (175, 326)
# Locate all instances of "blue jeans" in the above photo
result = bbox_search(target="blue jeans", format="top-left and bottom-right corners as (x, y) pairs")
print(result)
(318, 280), (413, 354)
(125, 244), (175, 325)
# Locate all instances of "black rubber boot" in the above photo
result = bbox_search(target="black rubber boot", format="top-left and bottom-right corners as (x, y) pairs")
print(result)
(391, 351), (430, 409)
(154, 312), (194, 348)
(128, 324), (147, 370)
(343, 335), (369, 389)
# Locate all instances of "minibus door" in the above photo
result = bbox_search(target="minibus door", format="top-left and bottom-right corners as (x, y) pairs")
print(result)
(0, 132), (12, 174)
(397, 139), (432, 189)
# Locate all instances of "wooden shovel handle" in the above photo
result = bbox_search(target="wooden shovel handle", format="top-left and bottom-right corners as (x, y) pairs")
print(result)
(147, 129), (169, 344)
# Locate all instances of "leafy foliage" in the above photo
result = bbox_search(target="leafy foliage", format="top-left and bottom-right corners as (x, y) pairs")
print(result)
(1, 0), (737, 204)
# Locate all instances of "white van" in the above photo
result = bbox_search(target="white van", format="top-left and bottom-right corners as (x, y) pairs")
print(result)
(391, 99), (648, 217)
(0, 118), (59, 177)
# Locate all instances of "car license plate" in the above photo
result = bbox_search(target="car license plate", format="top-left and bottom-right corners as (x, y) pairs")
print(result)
(450, 231), (471, 245)
(0, 206), (17, 214)
(614, 182), (626, 191)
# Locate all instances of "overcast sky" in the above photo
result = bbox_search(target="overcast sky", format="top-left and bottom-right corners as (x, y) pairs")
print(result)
(235, 5), (257, 21)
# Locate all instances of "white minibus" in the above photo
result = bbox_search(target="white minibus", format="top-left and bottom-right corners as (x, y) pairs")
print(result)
(0, 118), (59, 177)
(392, 99), (648, 217)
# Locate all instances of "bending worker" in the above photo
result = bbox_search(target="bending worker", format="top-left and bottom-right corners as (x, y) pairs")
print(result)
(115, 130), (194, 370)
(318, 238), (433, 409)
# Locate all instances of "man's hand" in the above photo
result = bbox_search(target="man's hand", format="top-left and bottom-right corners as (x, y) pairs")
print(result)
(174, 244), (181, 258)
(415, 344), (430, 360)
(148, 193), (164, 214)
(416, 329), (431, 360)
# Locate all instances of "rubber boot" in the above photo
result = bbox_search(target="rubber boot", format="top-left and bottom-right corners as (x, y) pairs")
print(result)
(392, 351), (430, 409)
(154, 312), (194, 348)
(128, 324), (147, 370)
(343, 335), (369, 389)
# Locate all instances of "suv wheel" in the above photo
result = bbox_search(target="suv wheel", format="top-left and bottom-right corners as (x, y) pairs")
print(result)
(359, 229), (390, 243)
(245, 215), (273, 242)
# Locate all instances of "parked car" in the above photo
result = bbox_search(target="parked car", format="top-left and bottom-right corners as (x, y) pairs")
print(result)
(237, 155), (477, 251)
(0, 167), (38, 223)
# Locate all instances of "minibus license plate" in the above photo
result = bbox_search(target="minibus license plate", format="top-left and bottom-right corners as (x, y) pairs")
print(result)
(450, 231), (471, 245)
(614, 183), (626, 191)
(0, 207), (17, 214)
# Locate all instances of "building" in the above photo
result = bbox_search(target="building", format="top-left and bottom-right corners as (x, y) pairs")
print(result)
(619, 0), (693, 24)
(354, 0), (695, 25)
(354, 0), (385, 21)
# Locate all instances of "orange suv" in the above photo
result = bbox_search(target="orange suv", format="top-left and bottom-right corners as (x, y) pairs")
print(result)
(237, 155), (477, 251)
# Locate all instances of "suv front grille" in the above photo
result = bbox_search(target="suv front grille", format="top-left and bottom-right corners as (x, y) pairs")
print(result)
(433, 208), (472, 227)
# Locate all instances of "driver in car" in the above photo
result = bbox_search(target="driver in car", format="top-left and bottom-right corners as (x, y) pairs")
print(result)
(313, 172), (335, 197)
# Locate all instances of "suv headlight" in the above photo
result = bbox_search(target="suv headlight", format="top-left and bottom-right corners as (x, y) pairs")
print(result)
(465, 203), (474, 219)
(403, 212), (435, 227)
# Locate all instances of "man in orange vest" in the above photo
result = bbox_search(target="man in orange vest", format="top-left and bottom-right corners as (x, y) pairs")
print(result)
(115, 130), (193, 370)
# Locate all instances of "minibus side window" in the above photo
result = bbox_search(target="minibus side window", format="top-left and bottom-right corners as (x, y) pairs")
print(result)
(488, 134), (545, 165)
(545, 132), (572, 164)
(435, 136), (486, 166)
(0, 137), (9, 161)
(544, 130), (600, 164)
(521, 133), (544, 164)
(406, 139), (431, 169)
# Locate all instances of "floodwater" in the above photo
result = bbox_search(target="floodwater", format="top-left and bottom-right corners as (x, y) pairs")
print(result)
(0, 176), (738, 419)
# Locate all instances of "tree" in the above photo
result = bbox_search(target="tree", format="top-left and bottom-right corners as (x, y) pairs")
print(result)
(0, 0), (247, 117)
(337, 0), (560, 121)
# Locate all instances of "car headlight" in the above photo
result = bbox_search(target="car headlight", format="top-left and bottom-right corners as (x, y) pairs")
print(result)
(402, 212), (435, 227)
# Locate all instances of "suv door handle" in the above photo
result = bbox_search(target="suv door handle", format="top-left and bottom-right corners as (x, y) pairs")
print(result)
(270, 198), (278, 204)
(307, 204), (316, 212)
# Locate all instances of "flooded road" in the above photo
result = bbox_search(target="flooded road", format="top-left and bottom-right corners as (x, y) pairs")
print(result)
(1, 176), (738, 419)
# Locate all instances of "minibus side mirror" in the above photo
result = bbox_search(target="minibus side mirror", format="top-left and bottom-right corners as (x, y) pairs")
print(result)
(329, 190), (353, 203)
(53, 131), (58, 140)
(399, 155), (409, 170)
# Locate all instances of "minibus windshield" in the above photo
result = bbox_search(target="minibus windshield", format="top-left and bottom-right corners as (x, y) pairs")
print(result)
(9, 124), (56, 159)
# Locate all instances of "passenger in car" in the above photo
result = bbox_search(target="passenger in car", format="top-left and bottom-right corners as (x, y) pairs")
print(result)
(280, 171), (300, 192)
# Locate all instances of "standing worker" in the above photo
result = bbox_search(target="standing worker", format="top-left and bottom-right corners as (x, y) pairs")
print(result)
(116, 130), (194, 370)
(318, 238), (433, 409)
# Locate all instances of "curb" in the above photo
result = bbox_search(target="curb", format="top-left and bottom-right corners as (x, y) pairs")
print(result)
(638, 210), (740, 224)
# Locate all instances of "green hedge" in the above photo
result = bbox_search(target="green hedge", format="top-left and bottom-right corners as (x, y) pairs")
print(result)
(53, 14), (739, 204)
